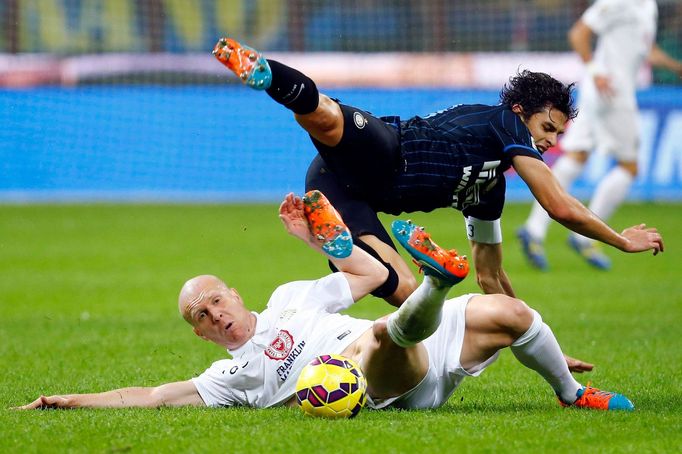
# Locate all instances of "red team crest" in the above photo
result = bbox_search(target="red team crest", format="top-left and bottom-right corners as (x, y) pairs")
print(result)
(265, 330), (294, 360)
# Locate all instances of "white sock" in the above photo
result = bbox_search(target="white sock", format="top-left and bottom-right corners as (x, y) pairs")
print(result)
(386, 276), (450, 348)
(510, 309), (582, 403)
(572, 165), (634, 245)
(525, 155), (584, 240)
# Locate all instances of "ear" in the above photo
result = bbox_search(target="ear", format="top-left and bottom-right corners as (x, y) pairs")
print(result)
(511, 103), (524, 115)
(230, 287), (243, 304)
(193, 326), (208, 341)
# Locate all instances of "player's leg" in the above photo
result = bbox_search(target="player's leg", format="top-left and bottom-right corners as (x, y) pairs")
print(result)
(349, 319), (430, 400)
(306, 155), (415, 307)
(355, 273), (460, 399)
(385, 221), (469, 346)
(568, 107), (638, 269)
(462, 294), (634, 410)
(357, 244), (465, 400)
(213, 37), (344, 146)
(584, 161), (636, 226)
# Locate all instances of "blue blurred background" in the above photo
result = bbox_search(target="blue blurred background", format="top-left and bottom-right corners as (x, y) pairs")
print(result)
(1, 0), (681, 202)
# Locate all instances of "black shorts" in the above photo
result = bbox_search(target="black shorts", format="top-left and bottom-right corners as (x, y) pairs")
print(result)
(305, 103), (403, 250)
(305, 154), (396, 249)
(309, 103), (402, 195)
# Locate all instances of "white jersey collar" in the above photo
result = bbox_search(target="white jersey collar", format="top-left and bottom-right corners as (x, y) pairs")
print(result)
(227, 311), (271, 359)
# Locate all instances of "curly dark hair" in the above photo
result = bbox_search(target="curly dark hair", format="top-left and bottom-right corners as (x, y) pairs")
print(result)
(500, 70), (577, 120)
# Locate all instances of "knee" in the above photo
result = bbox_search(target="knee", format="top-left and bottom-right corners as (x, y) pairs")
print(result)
(490, 295), (534, 337)
(295, 95), (343, 142)
(371, 317), (392, 343)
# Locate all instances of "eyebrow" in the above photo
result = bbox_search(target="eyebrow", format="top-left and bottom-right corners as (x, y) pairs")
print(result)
(186, 290), (208, 319)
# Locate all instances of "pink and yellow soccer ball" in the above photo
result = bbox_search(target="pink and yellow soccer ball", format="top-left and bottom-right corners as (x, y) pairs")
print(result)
(295, 354), (367, 419)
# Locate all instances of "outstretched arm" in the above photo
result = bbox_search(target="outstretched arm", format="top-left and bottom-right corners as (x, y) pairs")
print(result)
(14, 380), (203, 410)
(279, 192), (388, 301)
(513, 156), (664, 254)
(649, 44), (682, 78)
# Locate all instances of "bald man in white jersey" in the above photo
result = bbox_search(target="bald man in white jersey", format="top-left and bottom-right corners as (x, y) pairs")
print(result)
(518, 0), (682, 270)
(16, 191), (634, 412)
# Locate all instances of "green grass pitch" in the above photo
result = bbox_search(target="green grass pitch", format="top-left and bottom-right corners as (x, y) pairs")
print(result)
(1, 202), (680, 452)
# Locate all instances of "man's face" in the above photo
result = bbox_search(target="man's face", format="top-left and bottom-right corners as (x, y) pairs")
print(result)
(181, 277), (255, 350)
(514, 105), (568, 153)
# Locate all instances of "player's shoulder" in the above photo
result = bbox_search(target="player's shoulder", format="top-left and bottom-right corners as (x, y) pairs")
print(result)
(589, 0), (627, 9)
(491, 105), (525, 131)
(422, 103), (494, 120)
(267, 280), (310, 308)
(267, 276), (342, 310)
(587, 0), (651, 16)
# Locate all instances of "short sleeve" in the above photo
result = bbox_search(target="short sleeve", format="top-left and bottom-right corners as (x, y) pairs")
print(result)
(192, 357), (265, 408)
(266, 273), (354, 315)
(491, 109), (542, 161)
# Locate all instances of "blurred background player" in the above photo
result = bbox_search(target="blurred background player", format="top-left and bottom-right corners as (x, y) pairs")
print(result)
(518, 0), (682, 271)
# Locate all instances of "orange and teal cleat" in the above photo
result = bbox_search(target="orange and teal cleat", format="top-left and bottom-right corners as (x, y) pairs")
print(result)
(212, 37), (272, 90)
(303, 190), (353, 259)
(559, 386), (634, 411)
(391, 220), (469, 286)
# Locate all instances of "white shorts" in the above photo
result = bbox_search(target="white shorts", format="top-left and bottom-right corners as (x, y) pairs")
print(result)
(561, 89), (640, 162)
(380, 293), (499, 410)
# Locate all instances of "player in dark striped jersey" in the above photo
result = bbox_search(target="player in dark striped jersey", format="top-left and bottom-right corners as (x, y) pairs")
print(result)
(213, 38), (664, 334)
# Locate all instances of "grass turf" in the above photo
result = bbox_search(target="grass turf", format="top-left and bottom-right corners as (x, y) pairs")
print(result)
(1, 202), (680, 453)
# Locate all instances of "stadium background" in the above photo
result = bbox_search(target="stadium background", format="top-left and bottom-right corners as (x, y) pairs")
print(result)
(1, 0), (681, 202)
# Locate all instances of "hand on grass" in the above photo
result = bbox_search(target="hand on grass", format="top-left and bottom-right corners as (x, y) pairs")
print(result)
(13, 395), (73, 410)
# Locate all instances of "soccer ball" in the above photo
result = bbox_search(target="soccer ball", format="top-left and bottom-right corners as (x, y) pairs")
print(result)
(295, 354), (367, 419)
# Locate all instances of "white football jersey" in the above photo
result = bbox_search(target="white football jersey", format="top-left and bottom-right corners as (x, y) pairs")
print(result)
(582, 0), (658, 99)
(192, 273), (373, 408)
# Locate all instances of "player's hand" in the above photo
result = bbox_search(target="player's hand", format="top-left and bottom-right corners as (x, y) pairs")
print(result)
(621, 224), (664, 255)
(12, 395), (73, 410)
(278, 193), (315, 245)
(593, 74), (615, 99)
(565, 355), (594, 373)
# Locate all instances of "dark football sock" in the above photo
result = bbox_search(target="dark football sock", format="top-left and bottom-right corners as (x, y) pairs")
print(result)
(265, 60), (319, 115)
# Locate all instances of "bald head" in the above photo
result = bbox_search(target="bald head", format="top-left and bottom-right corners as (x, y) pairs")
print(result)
(178, 274), (229, 323)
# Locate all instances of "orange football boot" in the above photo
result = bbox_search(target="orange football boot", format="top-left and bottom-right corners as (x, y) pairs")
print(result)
(303, 190), (353, 258)
(559, 385), (634, 411)
(212, 37), (272, 90)
(392, 220), (469, 286)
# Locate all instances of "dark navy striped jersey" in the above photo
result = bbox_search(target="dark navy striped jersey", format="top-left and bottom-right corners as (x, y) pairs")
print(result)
(377, 104), (543, 221)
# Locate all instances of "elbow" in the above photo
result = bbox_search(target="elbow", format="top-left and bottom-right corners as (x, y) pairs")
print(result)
(147, 387), (167, 408)
(545, 203), (580, 226)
